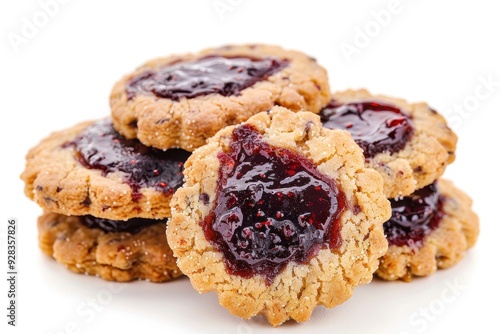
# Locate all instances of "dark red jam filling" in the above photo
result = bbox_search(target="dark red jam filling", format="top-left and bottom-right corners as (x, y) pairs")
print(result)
(126, 56), (288, 101)
(64, 120), (190, 201)
(320, 100), (414, 159)
(82, 215), (162, 234)
(385, 182), (445, 247)
(202, 124), (346, 285)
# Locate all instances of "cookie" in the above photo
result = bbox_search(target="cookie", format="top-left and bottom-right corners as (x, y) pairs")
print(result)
(376, 179), (479, 282)
(110, 44), (331, 151)
(21, 119), (190, 220)
(320, 89), (457, 198)
(167, 106), (390, 326)
(38, 211), (182, 282)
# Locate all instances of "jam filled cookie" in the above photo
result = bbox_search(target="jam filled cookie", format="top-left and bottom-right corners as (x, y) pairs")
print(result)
(320, 89), (457, 198)
(376, 179), (479, 281)
(38, 212), (181, 282)
(167, 107), (390, 326)
(110, 44), (331, 151)
(21, 119), (190, 220)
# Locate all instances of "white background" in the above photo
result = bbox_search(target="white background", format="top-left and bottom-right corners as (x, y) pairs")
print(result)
(1, 1), (499, 333)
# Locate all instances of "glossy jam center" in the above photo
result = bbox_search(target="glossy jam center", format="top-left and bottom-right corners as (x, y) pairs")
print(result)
(82, 215), (161, 234)
(126, 56), (288, 101)
(202, 124), (345, 285)
(385, 182), (445, 247)
(320, 100), (414, 159)
(65, 120), (190, 200)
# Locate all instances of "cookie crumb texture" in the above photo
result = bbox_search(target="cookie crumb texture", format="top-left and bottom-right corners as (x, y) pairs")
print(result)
(21, 119), (188, 220)
(329, 89), (457, 198)
(167, 107), (390, 326)
(110, 44), (331, 151)
(38, 212), (182, 282)
(376, 179), (479, 281)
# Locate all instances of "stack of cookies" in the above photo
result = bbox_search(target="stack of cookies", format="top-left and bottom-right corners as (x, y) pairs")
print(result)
(21, 44), (479, 326)
(319, 89), (479, 282)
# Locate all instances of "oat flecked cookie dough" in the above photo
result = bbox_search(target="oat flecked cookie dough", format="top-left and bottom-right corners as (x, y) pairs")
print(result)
(110, 44), (331, 151)
(320, 89), (457, 198)
(38, 212), (182, 282)
(22, 119), (188, 282)
(167, 107), (390, 326)
(376, 179), (479, 281)
(21, 118), (190, 220)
